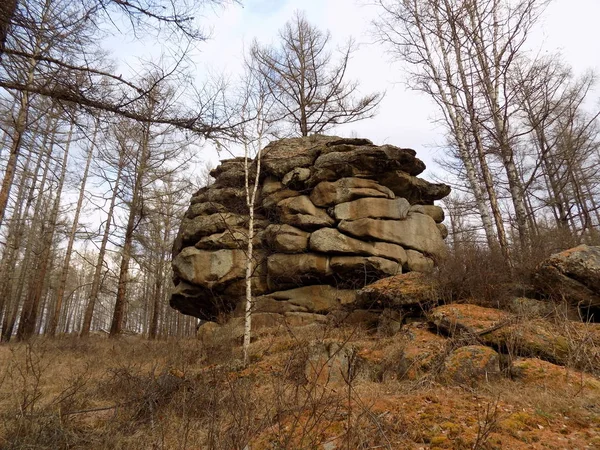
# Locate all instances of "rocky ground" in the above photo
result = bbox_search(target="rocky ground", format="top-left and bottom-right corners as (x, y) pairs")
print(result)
(1, 292), (598, 449)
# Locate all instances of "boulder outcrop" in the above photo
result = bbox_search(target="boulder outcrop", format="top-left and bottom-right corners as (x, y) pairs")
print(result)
(535, 245), (600, 307)
(171, 135), (450, 321)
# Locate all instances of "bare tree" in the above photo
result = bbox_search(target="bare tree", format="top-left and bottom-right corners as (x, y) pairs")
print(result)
(17, 119), (73, 340)
(1, 0), (241, 141)
(80, 141), (124, 337)
(109, 75), (196, 337)
(376, 0), (553, 258)
(251, 11), (382, 136)
(375, 0), (508, 261)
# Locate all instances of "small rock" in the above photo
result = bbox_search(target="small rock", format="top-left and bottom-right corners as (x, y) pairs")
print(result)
(333, 197), (410, 221)
(535, 245), (600, 307)
(338, 213), (448, 260)
(310, 177), (394, 207)
(444, 345), (500, 383)
(409, 204), (445, 223)
(357, 272), (439, 308)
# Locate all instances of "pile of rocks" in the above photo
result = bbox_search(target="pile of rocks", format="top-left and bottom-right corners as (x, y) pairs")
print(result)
(170, 135), (451, 322)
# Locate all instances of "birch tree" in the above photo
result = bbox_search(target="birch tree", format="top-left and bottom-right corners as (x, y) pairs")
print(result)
(376, 0), (551, 257)
(237, 66), (274, 365)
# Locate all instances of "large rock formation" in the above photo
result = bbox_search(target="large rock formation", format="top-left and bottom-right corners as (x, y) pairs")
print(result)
(170, 135), (451, 321)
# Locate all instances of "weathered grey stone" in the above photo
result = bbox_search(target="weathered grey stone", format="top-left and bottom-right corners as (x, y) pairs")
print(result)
(310, 177), (394, 207)
(282, 167), (312, 190)
(262, 177), (284, 196)
(282, 312), (329, 327)
(444, 346), (501, 383)
(328, 309), (380, 329)
(305, 342), (361, 384)
(223, 272), (270, 297)
(210, 157), (257, 187)
(333, 197), (410, 221)
(190, 186), (248, 211)
(509, 297), (557, 318)
(330, 256), (401, 279)
(173, 247), (250, 289)
(262, 135), (341, 178)
(261, 188), (301, 210)
(185, 201), (227, 219)
(170, 281), (234, 320)
(318, 138), (374, 154)
(309, 145), (426, 186)
(172, 135), (452, 324)
(195, 228), (264, 250)
(410, 204), (445, 223)
(338, 213), (448, 259)
(267, 253), (332, 290)
(196, 321), (220, 342)
(264, 224), (310, 253)
(535, 245), (600, 307)
(252, 285), (355, 314)
(357, 272), (439, 308)
(406, 249), (435, 273)
(429, 304), (599, 368)
(230, 312), (328, 331)
(437, 223), (448, 239)
(379, 171), (451, 204)
(180, 213), (247, 246)
(309, 228), (407, 263)
(277, 195), (335, 230)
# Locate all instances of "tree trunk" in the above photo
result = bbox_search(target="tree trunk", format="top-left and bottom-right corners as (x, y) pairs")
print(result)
(148, 215), (171, 339)
(48, 121), (97, 336)
(242, 132), (263, 365)
(0, 116), (56, 342)
(109, 121), (151, 337)
(415, 3), (499, 251)
(80, 152), (124, 337)
(443, 9), (511, 264)
(17, 121), (72, 340)
(0, 141), (35, 332)
(0, 91), (30, 229)
(464, 1), (531, 250)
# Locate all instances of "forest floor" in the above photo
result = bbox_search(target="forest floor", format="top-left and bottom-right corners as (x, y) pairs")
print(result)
(0, 317), (599, 450)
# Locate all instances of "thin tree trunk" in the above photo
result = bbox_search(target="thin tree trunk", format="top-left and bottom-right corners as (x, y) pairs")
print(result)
(0, 143), (35, 333)
(465, 1), (530, 250)
(0, 117), (56, 342)
(242, 131), (263, 365)
(17, 121), (72, 340)
(109, 121), (151, 337)
(0, 91), (31, 229)
(80, 155), (124, 337)
(48, 121), (97, 336)
(149, 228), (169, 339)
(442, 6), (511, 264)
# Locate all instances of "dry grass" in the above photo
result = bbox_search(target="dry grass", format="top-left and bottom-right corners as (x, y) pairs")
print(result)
(0, 318), (599, 450)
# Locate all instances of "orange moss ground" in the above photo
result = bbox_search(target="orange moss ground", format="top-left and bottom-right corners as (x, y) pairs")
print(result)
(0, 322), (599, 449)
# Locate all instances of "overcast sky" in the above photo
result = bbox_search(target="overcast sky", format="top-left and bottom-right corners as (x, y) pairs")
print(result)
(108, 0), (600, 177)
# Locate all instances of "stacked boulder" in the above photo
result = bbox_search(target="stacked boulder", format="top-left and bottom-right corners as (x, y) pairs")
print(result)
(170, 135), (451, 322)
